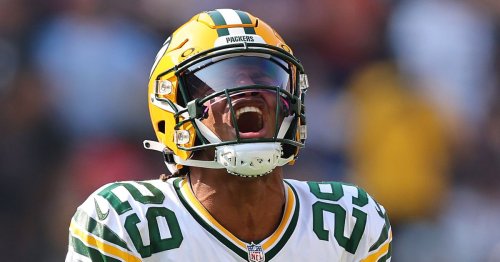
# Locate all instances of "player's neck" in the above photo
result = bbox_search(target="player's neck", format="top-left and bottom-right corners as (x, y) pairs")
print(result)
(188, 167), (286, 243)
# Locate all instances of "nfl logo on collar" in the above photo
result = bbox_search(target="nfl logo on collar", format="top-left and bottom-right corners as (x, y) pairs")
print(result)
(247, 243), (265, 262)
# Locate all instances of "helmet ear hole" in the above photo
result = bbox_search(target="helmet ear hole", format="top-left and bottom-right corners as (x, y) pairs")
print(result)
(282, 144), (296, 158)
(157, 120), (166, 134)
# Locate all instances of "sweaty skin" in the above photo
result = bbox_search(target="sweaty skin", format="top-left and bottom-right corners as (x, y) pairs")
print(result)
(189, 166), (285, 242)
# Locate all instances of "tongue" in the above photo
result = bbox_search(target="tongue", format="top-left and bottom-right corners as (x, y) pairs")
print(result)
(237, 112), (263, 133)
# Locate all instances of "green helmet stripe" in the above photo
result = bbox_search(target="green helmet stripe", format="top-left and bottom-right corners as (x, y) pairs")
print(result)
(207, 10), (230, 36)
(235, 10), (256, 34)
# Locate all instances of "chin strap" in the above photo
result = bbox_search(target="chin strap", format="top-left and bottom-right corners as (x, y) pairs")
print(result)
(143, 140), (224, 169)
(143, 140), (294, 177)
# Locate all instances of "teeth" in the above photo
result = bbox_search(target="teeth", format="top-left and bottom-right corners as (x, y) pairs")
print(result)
(235, 106), (262, 119)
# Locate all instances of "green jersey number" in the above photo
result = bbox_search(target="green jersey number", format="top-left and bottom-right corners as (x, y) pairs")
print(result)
(308, 181), (368, 254)
(98, 182), (183, 258)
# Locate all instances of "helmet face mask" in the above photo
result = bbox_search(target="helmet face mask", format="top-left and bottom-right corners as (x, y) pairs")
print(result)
(146, 9), (308, 177)
(195, 88), (289, 141)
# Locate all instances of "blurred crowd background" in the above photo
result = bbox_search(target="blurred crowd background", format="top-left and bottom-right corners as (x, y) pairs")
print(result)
(1, 0), (500, 261)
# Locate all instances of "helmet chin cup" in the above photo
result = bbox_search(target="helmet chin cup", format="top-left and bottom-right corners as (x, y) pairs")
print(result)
(216, 143), (283, 177)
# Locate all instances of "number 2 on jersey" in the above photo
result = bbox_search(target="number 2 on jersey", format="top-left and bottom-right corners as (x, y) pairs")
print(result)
(98, 182), (183, 258)
(308, 182), (368, 254)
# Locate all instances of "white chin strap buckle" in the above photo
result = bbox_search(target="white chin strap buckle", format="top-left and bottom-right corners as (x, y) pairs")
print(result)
(216, 143), (283, 177)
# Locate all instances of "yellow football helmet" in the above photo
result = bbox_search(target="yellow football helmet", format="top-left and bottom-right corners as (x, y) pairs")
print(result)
(144, 9), (308, 177)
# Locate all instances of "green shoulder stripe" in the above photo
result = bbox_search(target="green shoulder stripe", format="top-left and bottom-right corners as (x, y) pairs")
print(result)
(73, 209), (130, 251)
(70, 235), (121, 262)
(369, 213), (391, 252)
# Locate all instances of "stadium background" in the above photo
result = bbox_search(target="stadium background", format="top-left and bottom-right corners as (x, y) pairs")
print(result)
(1, 0), (499, 260)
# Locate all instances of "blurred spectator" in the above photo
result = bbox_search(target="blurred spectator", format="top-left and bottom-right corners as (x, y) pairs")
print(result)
(0, 69), (65, 261)
(0, 0), (29, 93)
(33, 0), (158, 143)
(345, 62), (451, 224)
(303, 0), (389, 80)
(138, 0), (303, 37)
(397, 93), (500, 262)
(389, 0), (496, 142)
(387, 0), (500, 260)
(395, 183), (500, 262)
(286, 0), (391, 182)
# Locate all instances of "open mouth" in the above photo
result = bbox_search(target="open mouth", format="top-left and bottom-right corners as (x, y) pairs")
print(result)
(235, 106), (264, 134)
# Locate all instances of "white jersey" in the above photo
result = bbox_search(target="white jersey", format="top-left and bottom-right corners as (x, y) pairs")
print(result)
(66, 178), (392, 262)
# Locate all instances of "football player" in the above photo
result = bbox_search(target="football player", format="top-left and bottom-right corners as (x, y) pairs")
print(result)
(66, 9), (392, 262)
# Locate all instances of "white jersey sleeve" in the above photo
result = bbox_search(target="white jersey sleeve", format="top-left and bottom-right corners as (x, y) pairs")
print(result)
(65, 179), (182, 262)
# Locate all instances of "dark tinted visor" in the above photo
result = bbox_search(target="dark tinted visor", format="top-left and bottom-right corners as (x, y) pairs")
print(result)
(184, 56), (291, 100)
